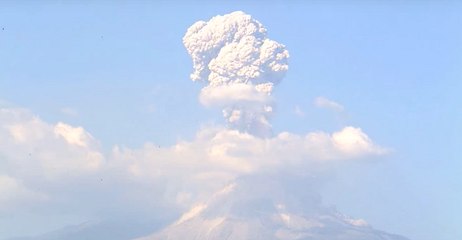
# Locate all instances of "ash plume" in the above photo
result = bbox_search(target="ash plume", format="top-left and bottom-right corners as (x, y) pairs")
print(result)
(183, 11), (289, 137)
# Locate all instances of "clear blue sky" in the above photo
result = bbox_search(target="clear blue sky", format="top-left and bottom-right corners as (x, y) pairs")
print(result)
(0, 1), (461, 240)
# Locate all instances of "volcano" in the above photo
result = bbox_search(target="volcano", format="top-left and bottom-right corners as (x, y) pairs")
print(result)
(136, 175), (409, 240)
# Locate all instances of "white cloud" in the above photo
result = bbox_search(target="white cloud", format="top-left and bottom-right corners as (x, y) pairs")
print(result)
(0, 103), (387, 238)
(0, 108), (104, 179)
(199, 84), (272, 107)
(54, 122), (94, 148)
(108, 125), (386, 209)
(0, 175), (48, 211)
(314, 96), (345, 112)
(332, 126), (387, 157)
(5, 115), (48, 143)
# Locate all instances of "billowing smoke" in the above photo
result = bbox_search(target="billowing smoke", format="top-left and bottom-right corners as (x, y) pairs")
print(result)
(183, 11), (289, 137)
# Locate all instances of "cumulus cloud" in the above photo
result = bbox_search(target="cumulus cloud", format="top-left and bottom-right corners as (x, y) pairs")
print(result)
(332, 126), (387, 157)
(54, 122), (94, 148)
(314, 96), (345, 112)
(0, 94), (388, 238)
(0, 174), (47, 211)
(0, 107), (111, 231)
(183, 11), (289, 137)
(109, 126), (386, 210)
(0, 108), (104, 179)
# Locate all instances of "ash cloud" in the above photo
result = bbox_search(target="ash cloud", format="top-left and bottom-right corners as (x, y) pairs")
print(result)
(183, 11), (289, 137)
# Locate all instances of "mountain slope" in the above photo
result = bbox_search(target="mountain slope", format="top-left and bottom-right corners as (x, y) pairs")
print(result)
(137, 176), (409, 240)
(5, 218), (163, 240)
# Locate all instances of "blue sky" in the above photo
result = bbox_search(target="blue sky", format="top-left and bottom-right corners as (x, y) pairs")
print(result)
(0, 1), (461, 240)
